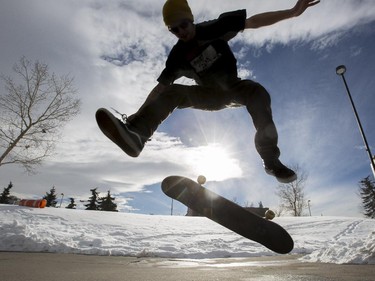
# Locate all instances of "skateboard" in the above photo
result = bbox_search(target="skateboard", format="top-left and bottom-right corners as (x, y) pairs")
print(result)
(161, 175), (294, 254)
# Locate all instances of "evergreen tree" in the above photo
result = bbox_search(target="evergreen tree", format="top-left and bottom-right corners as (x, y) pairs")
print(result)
(85, 188), (100, 210)
(65, 197), (76, 209)
(43, 186), (58, 207)
(0, 182), (13, 204)
(359, 176), (375, 218)
(99, 190), (118, 212)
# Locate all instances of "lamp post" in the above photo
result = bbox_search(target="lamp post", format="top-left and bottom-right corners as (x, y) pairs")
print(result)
(59, 193), (64, 208)
(336, 65), (375, 178)
(307, 200), (312, 216)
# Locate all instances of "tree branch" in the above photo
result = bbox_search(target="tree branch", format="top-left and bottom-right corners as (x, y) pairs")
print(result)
(0, 56), (81, 173)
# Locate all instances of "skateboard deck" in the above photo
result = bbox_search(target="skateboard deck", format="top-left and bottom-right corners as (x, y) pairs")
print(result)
(161, 175), (294, 254)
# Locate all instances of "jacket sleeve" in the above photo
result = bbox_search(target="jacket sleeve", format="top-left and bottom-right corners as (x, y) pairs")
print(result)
(196, 10), (247, 41)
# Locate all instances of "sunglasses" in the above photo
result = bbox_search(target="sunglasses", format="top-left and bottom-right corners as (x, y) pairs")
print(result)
(168, 20), (191, 34)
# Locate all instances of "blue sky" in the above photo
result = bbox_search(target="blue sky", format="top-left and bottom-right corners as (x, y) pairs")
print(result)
(0, 0), (374, 217)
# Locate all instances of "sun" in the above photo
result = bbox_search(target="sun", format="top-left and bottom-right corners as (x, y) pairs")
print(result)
(186, 143), (242, 182)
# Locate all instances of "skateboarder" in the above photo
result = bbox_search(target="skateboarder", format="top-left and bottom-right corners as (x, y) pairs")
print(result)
(96, 0), (320, 183)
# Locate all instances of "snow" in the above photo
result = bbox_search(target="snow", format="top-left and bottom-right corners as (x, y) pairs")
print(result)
(1, 204), (374, 264)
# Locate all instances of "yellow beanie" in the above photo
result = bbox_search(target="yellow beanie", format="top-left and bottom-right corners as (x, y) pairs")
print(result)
(162, 0), (194, 26)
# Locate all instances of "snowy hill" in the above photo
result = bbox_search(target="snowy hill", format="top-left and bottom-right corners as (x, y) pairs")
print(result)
(0, 204), (374, 264)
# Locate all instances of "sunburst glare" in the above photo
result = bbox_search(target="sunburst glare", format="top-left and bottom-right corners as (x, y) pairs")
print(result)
(185, 143), (242, 182)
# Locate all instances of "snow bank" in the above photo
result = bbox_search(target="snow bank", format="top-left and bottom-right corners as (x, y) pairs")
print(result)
(0, 205), (374, 264)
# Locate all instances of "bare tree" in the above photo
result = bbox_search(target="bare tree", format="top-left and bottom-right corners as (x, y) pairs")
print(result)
(276, 165), (308, 216)
(0, 57), (81, 173)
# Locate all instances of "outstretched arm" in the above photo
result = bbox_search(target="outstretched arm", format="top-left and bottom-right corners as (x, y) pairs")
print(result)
(245, 0), (320, 29)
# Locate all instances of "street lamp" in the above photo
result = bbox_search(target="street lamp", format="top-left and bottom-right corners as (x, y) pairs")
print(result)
(59, 193), (64, 208)
(307, 200), (312, 216)
(336, 65), (375, 178)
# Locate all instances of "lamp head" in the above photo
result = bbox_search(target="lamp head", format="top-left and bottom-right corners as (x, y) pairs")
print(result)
(336, 65), (346, 76)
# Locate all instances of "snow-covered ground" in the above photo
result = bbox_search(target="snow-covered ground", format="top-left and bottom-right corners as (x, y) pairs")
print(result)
(0, 204), (374, 264)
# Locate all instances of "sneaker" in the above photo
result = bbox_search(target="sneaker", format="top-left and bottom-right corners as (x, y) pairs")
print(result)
(95, 108), (146, 157)
(263, 159), (297, 183)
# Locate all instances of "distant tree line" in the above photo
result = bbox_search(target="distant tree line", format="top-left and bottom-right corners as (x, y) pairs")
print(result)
(0, 183), (118, 212)
(2, 174), (375, 217)
(43, 186), (118, 212)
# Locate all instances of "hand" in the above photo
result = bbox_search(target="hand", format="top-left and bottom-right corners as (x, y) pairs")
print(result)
(292, 0), (320, 17)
